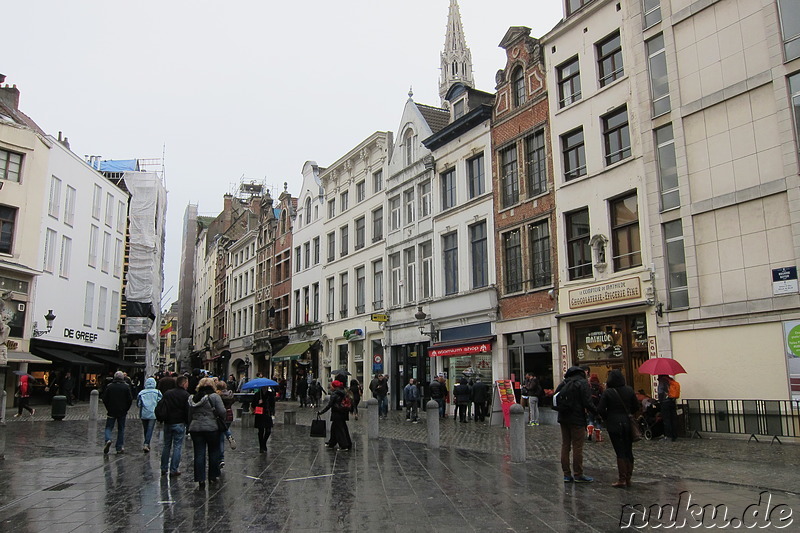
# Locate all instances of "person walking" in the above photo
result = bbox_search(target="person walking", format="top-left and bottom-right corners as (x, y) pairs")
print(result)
(554, 366), (597, 483)
(188, 377), (226, 490)
(453, 378), (471, 423)
(102, 371), (133, 454)
(349, 378), (363, 420)
(14, 374), (35, 417)
(598, 369), (640, 487)
(403, 378), (420, 423)
(521, 373), (534, 424)
(308, 379), (322, 409)
(251, 385), (275, 453)
(528, 373), (542, 426)
(137, 377), (162, 453)
(429, 376), (445, 419)
(214, 380), (237, 468)
(657, 374), (680, 441)
(471, 376), (489, 422)
(374, 374), (389, 420)
(297, 376), (309, 408)
(61, 371), (75, 405)
(160, 375), (190, 477)
(318, 380), (352, 450)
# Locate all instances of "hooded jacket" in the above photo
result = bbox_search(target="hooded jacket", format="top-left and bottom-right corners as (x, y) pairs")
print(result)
(188, 386), (226, 433)
(555, 366), (596, 427)
(137, 378), (163, 420)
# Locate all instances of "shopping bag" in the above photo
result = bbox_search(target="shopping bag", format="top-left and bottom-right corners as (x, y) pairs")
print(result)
(310, 415), (326, 438)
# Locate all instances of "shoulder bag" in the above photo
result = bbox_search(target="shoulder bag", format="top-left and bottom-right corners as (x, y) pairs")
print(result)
(612, 388), (641, 442)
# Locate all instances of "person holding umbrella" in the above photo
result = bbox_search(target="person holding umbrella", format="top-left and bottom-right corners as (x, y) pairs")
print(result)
(14, 373), (35, 417)
(638, 357), (686, 443)
(242, 378), (278, 453)
(318, 379), (352, 450)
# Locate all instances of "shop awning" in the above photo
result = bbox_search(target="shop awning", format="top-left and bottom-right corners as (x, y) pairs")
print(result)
(6, 351), (51, 365)
(33, 347), (104, 368)
(85, 352), (142, 368)
(272, 341), (314, 362)
(428, 337), (495, 358)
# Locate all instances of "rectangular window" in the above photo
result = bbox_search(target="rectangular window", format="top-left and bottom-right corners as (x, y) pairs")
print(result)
(611, 193), (641, 271)
(405, 247), (416, 304)
(404, 189), (415, 223)
(356, 266), (366, 314)
(453, 99), (465, 119)
(421, 241), (433, 299)
(566, 209), (592, 280)
(513, 68), (526, 107)
(312, 282), (320, 321)
(664, 220), (689, 309)
(373, 259), (384, 310)
(467, 153), (485, 198)
(116, 200), (126, 233)
(304, 242), (311, 268)
(470, 221), (488, 289)
(89, 225), (99, 268)
(59, 236), (72, 278)
(340, 225), (349, 257)
(557, 56), (581, 108)
(327, 277), (335, 320)
(597, 31), (624, 87)
(372, 207), (384, 242)
(562, 128), (586, 181)
(295, 246), (302, 272)
(602, 106), (631, 165)
(105, 192), (114, 227)
(503, 229), (523, 293)
(389, 196), (401, 231)
(340, 191), (349, 212)
(567, 0), (592, 16)
(114, 238), (123, 277)
(339, 273), (349, 318)
(655, 124), (679, 210)
(327, 232), (335, 262)
(0, 205), (16, 254)
(647, 34), (670, 117)
(313, 236), (320, 264)
(441, 168), (456, 210)
(328, 199), (336, 219)
(390, 253), (402, 306)
(97, 286), (107, 331)
(44, 229), (57, 273)
(778, 0), (800, 61)
(356, 180), (366, 202)
(419, 180), (432, 217)
(643, 0), (661, 28)
(500, 145), (519, 207)
(101, 232), (111, 273)
(92, 184), (102, 220)
(443, 232), (458, 296)
(525, 131), (546, 197)
(48, 176), (62, 219)
(294, 290), (301, 325)
(355, 216), (365, 250)
(529, 220), (552, 288)
(0, 149), (22, 183)
(65, 186), (77, 227)
(110, 290), (119, 332)
(84, 282), (95, 327)
(373, 170), (383, 192)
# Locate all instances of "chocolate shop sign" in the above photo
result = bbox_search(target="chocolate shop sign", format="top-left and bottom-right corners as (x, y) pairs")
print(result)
(568, 277), (641, 309)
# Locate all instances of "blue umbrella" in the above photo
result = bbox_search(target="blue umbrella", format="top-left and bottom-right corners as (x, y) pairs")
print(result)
(241, 378), (279, 390)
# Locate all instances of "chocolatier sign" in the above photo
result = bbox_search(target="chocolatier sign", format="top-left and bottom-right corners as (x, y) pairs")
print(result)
(568, 277), (641, 309)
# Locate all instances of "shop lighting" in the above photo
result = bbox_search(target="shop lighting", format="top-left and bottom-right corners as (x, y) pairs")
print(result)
(31, 310), (56, 338)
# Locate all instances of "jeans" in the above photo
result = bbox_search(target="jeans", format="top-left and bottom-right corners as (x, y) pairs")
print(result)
(141, 418), (156, 446)
(435, 398), (445, 418)
(529, 396), (540, 424)
(104, 415), (127, 451)
(405, 400), (418, 421)
(377, 396), (388, 417)
(560, 423), (586, 477)
(218, 423), (232, 461)
(661, 398), (678, 440)
(160, 423), (186, 473)
(191, 430), (221, 482)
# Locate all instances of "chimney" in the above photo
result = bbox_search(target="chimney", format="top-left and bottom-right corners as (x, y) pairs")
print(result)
(0, 83), (20, 111)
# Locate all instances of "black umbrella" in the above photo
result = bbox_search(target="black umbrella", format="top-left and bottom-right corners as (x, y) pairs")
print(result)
(331, 369), (352, 376)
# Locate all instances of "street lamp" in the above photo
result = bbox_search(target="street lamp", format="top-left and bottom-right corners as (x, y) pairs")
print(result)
(32, 310), (56, 338)
(415, 306), (438, 341)
(244, 355), (251, 379)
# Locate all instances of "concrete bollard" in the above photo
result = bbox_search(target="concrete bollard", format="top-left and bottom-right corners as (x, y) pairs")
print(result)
(284, 410), (296, 425)
(510, 403), (526, 463)
(427, 399), (440, 449)
(367, 398), (379, 439)
(0, 390), (7, 424)
(89, 389), (99, 420)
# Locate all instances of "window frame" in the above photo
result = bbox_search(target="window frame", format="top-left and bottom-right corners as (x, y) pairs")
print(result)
(597, 31), (624, 87)
(664, 220), (689, 309)
(557, 56), (582, 108)
(655, 124), (679, 211)
(470, 221), (488, 289)
(525, 131), (547, 197)
(48, 176), (62, 219)
(443, 232), (459, 296)
(419, 180), (432, 218)
(610, 193), (642, 271)
(441, 168), (457, 210)
(500, 145), (519, 208)
(512, 66), (526, 107)
(529, 219), (552, 289)
(355, 216), (366, 250)
(562, 128), (587, 181)
(0, 148), (22, 183)
(646, 33), (671, 117)
(566, 208), (592, 280)
(503, 229), (523, 294)
(602, 106), (631, 166)
(389, 196), (401, 231)
(372, 207), (384, 242)
(467, 152), (485, 199)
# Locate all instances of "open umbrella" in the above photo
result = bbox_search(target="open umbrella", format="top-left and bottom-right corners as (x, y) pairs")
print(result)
(638, 358), (686, 375)
(12, 371), (36, 380)
(240, 378), (279, 390)
(331, 369), (352, 376)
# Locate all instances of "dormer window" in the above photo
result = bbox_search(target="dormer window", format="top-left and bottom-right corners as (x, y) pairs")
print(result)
(512, 67), (526, 107)
(453, 99), (465, 120)
(404, 129), (416, 166)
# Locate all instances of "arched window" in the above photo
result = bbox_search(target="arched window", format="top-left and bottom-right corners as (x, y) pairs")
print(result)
(304, 197), (312, 223)
(404, 129), (416, 166)
(452, 61), (458, 76)
(512, 67), (526, 107)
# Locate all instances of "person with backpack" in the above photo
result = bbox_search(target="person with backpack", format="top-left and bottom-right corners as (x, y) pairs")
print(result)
(553, 366), (597, 483)
(374, 374), (389, 420)
(137, 377), (162, 453)
(158, 375), (190, 476)
(318, 379), (352, 450)
(657, 374), (680, 442)
(102, 371), (133, 454)
(403, 378), (420, 423)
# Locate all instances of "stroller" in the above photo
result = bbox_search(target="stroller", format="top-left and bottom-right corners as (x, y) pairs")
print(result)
(637, 400), (664, 440)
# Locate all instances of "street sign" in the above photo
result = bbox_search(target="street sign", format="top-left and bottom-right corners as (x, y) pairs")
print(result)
(370, 313), (389, 322)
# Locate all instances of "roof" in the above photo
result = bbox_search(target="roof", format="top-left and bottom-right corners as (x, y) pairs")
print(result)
(415, 103), (450, 134)
(99, 159), (139, 172)
(0, 100), (46, 137)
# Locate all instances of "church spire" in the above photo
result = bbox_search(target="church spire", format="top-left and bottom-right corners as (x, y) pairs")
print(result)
(439, 0), (474, 103)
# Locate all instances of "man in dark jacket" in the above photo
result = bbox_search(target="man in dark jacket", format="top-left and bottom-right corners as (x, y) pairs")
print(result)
(471, 377), (489, 422)
(374, 374), (389, 419)
(61, 372), (75, 405)
(429, 377), (445, 419)
(555, 366), (597, 483)
(102, 371), (133, 454)
(160, 375), (190, 476)
(453, 378), (472, 423)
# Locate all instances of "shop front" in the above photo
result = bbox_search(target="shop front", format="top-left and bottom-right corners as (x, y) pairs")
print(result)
(271, 339), (319, 400)
(391, 341), (430, 409)
(507, 328), (554, 402)
(429, 338), (494, 410)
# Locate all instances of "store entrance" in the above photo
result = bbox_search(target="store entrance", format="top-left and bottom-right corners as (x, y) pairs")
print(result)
(392, 343), (429, 410)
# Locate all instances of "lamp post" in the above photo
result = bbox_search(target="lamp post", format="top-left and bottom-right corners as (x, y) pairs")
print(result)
(31, 310), (56, 338)
(414, 306), (438, 341)
(244, 355), (251, 379)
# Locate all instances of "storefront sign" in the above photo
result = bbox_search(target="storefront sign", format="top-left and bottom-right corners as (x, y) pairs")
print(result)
(63, 328), (98, 343)
(560, 345), (568, 376)
(772, 267), (798, 296)
(568, 277), (641, 309)
(648, 336), (657, 359)
(428, 341), (492, 358)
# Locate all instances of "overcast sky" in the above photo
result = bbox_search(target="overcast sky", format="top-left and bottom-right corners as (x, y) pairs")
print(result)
(5, 0), (563, 310)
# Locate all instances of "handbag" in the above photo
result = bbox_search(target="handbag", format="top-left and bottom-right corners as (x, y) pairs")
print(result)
(612, 388), (641, 442)
(253, 406), (264, 415)
(216, 416), (228, 432)
(310, 414), (326, 438)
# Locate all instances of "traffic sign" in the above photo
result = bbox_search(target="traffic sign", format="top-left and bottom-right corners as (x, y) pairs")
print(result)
(370, 313), (389, 322)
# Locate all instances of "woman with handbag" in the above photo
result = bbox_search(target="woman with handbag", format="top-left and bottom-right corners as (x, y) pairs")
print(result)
(252, 386), (275, 453)
(597, 369), (640, 488)
(318, 380), (352, 450)
(188, 377), (227, 489)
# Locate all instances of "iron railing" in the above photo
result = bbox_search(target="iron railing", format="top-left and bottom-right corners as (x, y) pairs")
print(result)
(684, 399), (800, 444)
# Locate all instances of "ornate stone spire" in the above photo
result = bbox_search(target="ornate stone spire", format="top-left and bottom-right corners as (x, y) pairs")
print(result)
(439, 0), (474, 103)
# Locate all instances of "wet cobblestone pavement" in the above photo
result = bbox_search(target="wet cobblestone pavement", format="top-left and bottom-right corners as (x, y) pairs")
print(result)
(1, 402), (798, 531)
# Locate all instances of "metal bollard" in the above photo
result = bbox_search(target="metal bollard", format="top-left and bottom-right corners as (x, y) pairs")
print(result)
(427, 399), (440, 449)
(0, 390), (6, 460)
(89, 389), (99, 420)
(510, 403), (526, 463)
(367, 398), (379, 439)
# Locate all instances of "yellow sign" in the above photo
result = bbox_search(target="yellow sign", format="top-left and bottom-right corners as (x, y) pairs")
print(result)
(568, 277), (641, 309)
(370, 313), (389, 322)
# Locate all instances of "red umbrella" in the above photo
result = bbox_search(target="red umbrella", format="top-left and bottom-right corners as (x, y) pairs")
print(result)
(638, 358), (686, 375)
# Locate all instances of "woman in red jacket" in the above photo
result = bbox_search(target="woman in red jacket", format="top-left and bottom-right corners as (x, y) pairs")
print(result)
(15, 374), (35, 417)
